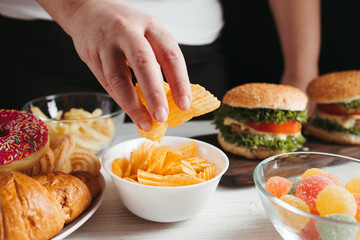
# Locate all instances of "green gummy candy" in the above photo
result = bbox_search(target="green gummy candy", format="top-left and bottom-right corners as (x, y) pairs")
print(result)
(316, 213), (357, 240)
(288, 177), (300, 196)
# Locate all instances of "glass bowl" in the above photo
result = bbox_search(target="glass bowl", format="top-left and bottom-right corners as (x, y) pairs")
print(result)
(254, 152), (360, 240)
(22, 92), (125, 156)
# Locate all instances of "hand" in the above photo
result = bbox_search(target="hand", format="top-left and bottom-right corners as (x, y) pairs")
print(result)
(38, 0), (191, 131)
(280, 67), (318, 110)
(280, 68), (318, 93)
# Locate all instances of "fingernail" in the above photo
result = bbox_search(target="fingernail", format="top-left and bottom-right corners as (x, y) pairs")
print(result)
(154, 107), (168, 123)
(179, 96), (191, 110)
(138, 119), (152, 132)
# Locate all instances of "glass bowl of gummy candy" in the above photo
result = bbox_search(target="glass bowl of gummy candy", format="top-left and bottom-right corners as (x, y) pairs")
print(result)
(253, 152), (360, 240)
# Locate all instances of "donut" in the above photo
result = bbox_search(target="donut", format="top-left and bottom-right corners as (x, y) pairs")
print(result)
(0, 109), (49, 173)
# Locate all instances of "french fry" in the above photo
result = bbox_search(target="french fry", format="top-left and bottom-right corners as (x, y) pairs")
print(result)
(30, 107), (115, 153)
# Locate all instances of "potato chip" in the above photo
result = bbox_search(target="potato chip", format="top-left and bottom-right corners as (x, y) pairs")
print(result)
(197, 165), (215, 181)
(111, 140), (216, 187)
(146, 145), (171, 173)
(137, 169), (204, 187)
(158, 150), (182, 175)
(166, 84), (221, 128)
(134, 82), (220, 142)
(123, 177), (138, 183)
(129, 142), (156, 173)
(135, 82), (170, 106)
(180, 160), (197, 176)
(112, 158), (129, 178)
(137, 120), (168, 143)
(174, 141), (197, 159)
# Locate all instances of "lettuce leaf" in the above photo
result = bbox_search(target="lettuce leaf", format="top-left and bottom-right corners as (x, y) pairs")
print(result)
(308, 117), (360, 135)
(214, 104), (307, 125)
(218, 125), (306, 152)
(336, 99), (360, 113)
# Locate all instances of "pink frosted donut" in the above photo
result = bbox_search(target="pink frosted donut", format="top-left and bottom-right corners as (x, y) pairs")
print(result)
(0, 109), (49, 173)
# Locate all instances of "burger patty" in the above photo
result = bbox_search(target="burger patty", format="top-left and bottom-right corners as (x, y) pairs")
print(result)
(230, 123), (251, 135)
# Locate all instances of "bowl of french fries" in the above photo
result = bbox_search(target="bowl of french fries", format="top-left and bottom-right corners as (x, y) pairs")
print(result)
(102, 136), (229, 223)
(22, 92), (125, 156)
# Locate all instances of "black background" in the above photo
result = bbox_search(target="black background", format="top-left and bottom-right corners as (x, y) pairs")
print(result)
(221, 0), (360, 90)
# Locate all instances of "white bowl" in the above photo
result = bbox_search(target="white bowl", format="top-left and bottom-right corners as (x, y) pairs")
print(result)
(101, 136), (229, 222)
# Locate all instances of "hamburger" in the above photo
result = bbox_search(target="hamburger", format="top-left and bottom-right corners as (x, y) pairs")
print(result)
(214, 83), (308, 159)
(306, 70), (360, 144)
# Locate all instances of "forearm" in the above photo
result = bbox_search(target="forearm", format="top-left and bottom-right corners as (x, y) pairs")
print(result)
(36, 0), (94, 34)
(269, 0), (321, 80)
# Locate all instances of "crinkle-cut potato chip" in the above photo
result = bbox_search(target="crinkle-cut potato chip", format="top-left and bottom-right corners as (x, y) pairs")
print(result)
(146, 145), (172, 174)
(173, 141), (196, 159)
(167, 84), (220, 128)
(137, 169), (204, 187)
(112, 158), (129, 178)
(197, 165), (215, 181)
(111, 140), (216, 187)
(134, 82), (220, 142)
(137, 120), (168, 143)
(123, 177), (138, 183)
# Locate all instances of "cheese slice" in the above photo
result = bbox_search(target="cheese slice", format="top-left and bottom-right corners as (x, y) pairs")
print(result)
(314, 111), (360, 129)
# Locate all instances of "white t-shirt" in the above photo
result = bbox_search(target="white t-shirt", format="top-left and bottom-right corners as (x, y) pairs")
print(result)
(0, 0), (224, 45)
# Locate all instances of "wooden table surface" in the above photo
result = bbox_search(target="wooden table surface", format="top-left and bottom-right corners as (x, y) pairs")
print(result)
(66, 120), (282, 240)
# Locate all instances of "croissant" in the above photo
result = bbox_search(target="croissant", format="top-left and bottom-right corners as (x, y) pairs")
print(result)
(70, 171), (102, 199)
(0, 172), (65, 240)
(33, 172), (92, 224)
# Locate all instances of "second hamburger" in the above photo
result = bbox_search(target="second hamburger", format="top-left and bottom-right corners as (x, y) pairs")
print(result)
(306, 70), (360, 144)
(214, 83), (308, 159)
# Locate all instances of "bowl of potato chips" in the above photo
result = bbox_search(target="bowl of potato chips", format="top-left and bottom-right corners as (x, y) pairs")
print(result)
(102, 136), (229, 222)
(23, 92), (125, 156)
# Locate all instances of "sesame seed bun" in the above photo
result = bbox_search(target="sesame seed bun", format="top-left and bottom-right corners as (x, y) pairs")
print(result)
(223, 83), (307, 111)
(305, 124), (360, 145)
(306, 70), (360, 104)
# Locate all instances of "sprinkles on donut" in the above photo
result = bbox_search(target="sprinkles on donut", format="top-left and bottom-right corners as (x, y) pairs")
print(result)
(0, 109), (49, 172)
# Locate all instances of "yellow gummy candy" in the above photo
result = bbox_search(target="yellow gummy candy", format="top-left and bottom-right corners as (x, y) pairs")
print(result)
(316, 185), (357, 217)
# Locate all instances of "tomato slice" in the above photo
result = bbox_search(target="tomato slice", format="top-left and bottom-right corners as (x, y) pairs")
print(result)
(246, 120), (301, 134)
(317, 104), (360, 116)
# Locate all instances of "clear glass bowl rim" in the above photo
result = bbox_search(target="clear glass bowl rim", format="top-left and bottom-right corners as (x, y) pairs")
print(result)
(253, 151), (360, 226)
(22, 92), (124, 122)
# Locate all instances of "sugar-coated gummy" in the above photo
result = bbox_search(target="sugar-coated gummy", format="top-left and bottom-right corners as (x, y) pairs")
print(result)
(316, 214), (357, 240)
(353, 193), (360, 222)
(279, 195), (310, 231)
(345, 176), (360, 194)
(316, 185), (357, 217)
(265, 176), (292, 198)
(300, 219), (321, 240)
(296, 174), (334, 213)
(323, 173), (344, 187)
(301, 168), (327, 180)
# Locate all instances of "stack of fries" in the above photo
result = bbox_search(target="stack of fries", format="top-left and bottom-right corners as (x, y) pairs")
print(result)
(31, 107), (115, 154)
(112, 140), (216, 187)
